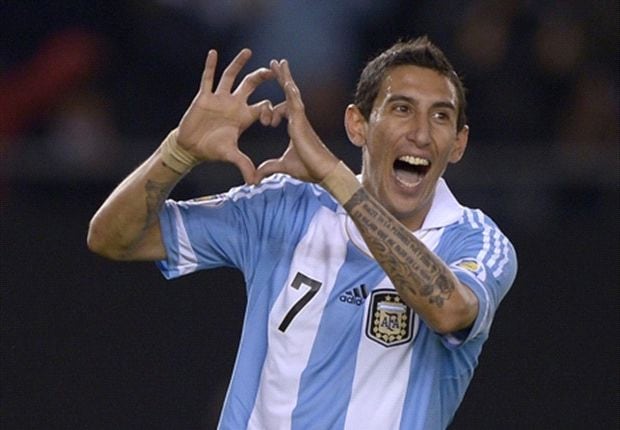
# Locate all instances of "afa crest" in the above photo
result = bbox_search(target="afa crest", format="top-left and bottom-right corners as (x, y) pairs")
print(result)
(366, 289), (418, 347)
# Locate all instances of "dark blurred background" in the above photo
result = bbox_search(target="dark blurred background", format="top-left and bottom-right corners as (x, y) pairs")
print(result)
(1, 1), (618, 429)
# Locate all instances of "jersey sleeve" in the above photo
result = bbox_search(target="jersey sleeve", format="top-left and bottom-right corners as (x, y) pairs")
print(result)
(439, 209), (518, 349)
(156, 174), (333, 281)
(156, 191), (248, 279)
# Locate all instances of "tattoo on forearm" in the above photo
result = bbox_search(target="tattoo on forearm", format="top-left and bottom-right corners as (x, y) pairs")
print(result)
(344, 189), (454, 308)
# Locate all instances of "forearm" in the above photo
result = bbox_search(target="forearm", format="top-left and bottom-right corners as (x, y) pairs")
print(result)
(322, 162), (478, 333)
(87, 138), (188, 261)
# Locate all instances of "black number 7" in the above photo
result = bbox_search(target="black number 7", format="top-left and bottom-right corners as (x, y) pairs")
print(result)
(278, 272), (323, 332)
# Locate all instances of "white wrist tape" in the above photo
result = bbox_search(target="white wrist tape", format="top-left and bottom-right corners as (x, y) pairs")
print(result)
(160, 128), (201, 175)
(320, 161), (361, 204)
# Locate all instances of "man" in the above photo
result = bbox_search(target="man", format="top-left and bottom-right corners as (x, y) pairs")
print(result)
(88, 37), (517, 429)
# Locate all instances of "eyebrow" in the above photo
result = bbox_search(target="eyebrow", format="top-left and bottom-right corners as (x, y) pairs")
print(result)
(385, 94), (456, 111)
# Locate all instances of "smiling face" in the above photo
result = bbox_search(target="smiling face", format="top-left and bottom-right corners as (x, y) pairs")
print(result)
(345, 65), (469, 230)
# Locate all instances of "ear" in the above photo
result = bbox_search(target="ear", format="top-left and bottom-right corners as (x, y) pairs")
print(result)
(344, 104), (367, 148)
(449, 125), (469, 163)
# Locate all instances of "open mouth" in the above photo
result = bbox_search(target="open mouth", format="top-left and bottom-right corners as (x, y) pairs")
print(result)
(393, 155), (431, 187)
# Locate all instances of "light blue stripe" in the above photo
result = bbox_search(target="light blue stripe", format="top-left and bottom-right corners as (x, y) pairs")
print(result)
(218, 251), (293, 429)
(156, 201), (182, 279)
(291, 242), (386, 430)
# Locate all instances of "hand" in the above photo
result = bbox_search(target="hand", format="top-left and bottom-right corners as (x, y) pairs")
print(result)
(255, 59), (339, 183)
(176, 49), (276, 184)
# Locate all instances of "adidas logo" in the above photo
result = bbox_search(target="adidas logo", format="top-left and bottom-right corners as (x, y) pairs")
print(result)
(339, 285), (369, 306)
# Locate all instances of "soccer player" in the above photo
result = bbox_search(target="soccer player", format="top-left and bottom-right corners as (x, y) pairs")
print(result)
(88, 37), (517, 429)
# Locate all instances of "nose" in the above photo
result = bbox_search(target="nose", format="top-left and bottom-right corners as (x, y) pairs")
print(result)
(407, 114), (431, 147)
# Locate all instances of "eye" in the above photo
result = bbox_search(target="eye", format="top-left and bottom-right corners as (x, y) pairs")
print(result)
(432, 111), (452, 123)
(392, 103), (411, 115)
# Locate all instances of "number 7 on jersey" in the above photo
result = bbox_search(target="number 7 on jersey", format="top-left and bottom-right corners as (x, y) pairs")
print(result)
(278, 272), (322, 332)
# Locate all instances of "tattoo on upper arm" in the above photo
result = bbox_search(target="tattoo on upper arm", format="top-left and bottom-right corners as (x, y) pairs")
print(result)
(144, 179), (172, 228)
(344, 189), (454, 308)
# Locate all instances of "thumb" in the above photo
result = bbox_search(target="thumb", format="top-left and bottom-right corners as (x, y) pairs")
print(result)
(255, 158), (285, 183)
(226, 150), (258, 185)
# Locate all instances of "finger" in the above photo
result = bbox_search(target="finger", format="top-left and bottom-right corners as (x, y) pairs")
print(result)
(234, 67), (275, 100)
(216, 48), (252, 94)
(225, 150), (257, 185)
(271, 59), (304, 114)
(278, 60), (305, 112)
(269, 59), (288, 89)
(249, 100), (274, 126)
(256, 158), (285, 182)
(199, 49), (218, 93)
(270, 101), (288, 127)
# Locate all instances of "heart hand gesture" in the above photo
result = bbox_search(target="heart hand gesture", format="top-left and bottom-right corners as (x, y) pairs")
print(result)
(176, 49), (276, 184)
(256, 59), (339, 184)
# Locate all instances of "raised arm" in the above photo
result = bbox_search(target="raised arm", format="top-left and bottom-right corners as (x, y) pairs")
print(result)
(87, 49), (275, 261)
(258, 59), (477, 334)
(325, 170), (478, 334)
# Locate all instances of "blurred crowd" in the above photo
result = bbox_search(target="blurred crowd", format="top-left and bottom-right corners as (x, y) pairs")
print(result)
(1, 0), (618, 180)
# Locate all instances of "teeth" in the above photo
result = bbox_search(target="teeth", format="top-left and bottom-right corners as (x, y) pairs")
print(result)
(398, 155), (429, 166)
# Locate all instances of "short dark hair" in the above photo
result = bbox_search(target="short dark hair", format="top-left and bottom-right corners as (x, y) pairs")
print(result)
(353, 36), (468, 131)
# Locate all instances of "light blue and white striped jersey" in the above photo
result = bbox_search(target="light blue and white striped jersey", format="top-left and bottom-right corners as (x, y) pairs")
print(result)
(157, 174), (517, 430)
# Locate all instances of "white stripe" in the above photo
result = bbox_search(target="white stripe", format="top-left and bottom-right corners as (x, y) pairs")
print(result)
(465, 208), (478, 229)
(486, 229), (502, 268)
(172, 205), (198, 275)
(247, 207), (348, 430)
(230, 174), (303, 202)
(344, 277), (416, 430)
(475, 211), (491, 266)
(493, 236), (511, 278)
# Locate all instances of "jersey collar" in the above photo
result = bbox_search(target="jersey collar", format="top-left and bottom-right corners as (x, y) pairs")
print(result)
(419, 178), (464, 231)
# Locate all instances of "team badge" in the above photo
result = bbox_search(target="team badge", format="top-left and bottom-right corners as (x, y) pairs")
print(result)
(366, 289), (417, 347)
